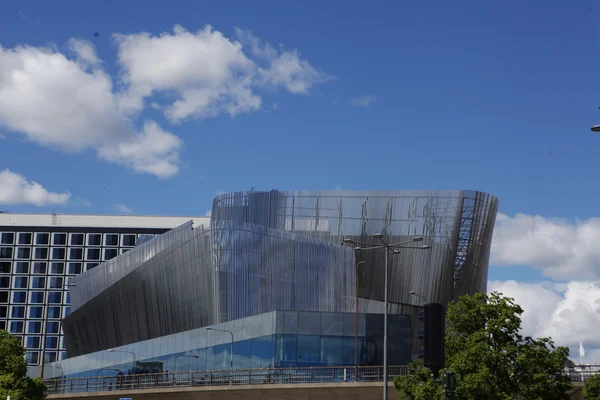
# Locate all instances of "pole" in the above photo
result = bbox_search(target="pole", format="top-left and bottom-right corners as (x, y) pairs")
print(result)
(40, 289), (50, 379)
(383, 247), (389, 400)
(355, 261), (360, 380)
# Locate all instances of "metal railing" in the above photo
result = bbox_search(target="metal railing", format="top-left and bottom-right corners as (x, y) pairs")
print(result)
(44, 365), (408, 394)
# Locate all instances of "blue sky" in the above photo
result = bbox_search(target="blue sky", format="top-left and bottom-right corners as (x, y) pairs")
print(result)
(1, 0), (600, 357)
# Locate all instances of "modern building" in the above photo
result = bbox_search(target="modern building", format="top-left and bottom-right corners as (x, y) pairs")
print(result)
(0, 213), (208, 367)
(45, 189), (498, 381)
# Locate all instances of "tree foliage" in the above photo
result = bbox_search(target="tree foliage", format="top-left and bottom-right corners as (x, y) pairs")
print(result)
(0, 330), (46, 400)
(394, 292), (572, 400)
(584, 374), (600, 399)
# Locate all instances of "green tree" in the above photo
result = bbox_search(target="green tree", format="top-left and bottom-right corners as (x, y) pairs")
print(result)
(584, 374), (600, 399)
(394, 292), (572, 400)
(0, 330), (46, 400)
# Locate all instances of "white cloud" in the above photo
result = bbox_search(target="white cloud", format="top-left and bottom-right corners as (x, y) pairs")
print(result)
(0, 169), (70, 206)
(113, 203), (134, 213)
(491, 213), (600, 280)
(235, 28), (331, 94)
(0, 26), (328, 177)
(351, 95), (378, 108)
(489, 279), (600, 363)
(0, 42), (181, 177)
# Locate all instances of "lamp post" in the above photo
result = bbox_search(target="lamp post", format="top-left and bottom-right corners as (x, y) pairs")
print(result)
(108, 349), (136, 372)
(355, 261), (366, 378)
(206, 328), (234, 370)
(343, 235), (430, 400)
(174, 354), (199, 372)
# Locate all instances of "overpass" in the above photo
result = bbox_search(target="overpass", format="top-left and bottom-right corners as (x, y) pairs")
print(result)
(44, 365), (596, 400)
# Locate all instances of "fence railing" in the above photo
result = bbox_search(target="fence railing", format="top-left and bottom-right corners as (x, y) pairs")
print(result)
(44, 365), (408, 394)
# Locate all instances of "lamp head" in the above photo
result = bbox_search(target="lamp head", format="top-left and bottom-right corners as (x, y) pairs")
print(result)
(108, 349), (115, 352)
(420, 245), (431, 249)
(373, 233), (384, 239)
(354, 246), (363, 252)
(343, 238), (354, 244)
(357, 261), (366, 265)
(592, 125), (600, 132)
(412, 237), (424, 242)
(409, 291), (416, 295)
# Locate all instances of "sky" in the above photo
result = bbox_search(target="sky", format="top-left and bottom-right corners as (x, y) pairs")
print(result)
(1, 0), (600, 362)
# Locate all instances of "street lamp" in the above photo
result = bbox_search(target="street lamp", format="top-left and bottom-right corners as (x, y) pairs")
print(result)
(343, 234), (430, 400)
(409, 291), (428, 306)
(108, 349), (136, 372)
(174, 354), (199, 372)
(592, 125), (600, 132)
(206, 328), (234, 370)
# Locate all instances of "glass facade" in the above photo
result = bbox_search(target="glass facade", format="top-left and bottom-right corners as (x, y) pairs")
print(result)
(46, 311), (411, 379)
(0, 226), (169, 367)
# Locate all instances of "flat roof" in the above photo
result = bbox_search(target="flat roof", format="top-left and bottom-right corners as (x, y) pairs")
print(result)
(0, 213), (210, 229)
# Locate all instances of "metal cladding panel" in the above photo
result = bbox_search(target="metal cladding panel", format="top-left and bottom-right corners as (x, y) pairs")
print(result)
(63, 221), (355, 356)
(69, 221), (195, 311)
(212, 190), (499, 307)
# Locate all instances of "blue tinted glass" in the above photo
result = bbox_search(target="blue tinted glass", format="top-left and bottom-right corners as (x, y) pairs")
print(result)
(297, 335), (320, 366)
(278, 335), (296, 367)
(320, 337), (343, 366)
(251, 337), (262, 368)
(261, 335), (273, 368)
(342, 336), (356, 366)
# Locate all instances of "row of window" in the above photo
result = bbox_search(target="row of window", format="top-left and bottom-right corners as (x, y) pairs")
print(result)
(0, 276), (70, 289)
(26, 351), (67, 365)
(0, 247), (129, 260)
(0, 261), (98, 275)
(0, 305), (70, 319)
(0, 232), (137, 247)
(6, 320), (63, 335)
(0, 291), (69, 304)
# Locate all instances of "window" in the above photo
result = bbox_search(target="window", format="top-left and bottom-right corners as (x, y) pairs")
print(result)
(52, 233), (67, 246)
(0, 321), (5, 330)
(46, 322), (60, 334)
(25, 336), (41, 349)
(68, 248), (83, 260)
(0, 262), (10, 273)
(0, 233), (14, 245)
(121, 248), (130, 255)
(86, 248), (100, 261)
(27, 321), (42, 334)
(14, 262), (29, 274)
(0, 305), (6, 317)
(30, 277), (45, 289)
(0, 276), (9, 288)
(0, 292), (8, 303)
(11, 306), (25, 318)
(0, 247), (13, 259)
(86, 263), (99, 271)
(49, 262), (64, 275)
(87, 234), (102, 246)
(32, 262), (47, 274)
(13, 276), (28, 289)
(44, 352), (57, 364)
(104, 234), (119, 246)
(9, 321), (24, 333)
(25, 352), (39, 365)
(48, 292), (62, 304)
(33, 248), (48, 260)
(29, 292), (44, 304)
(45, 336), (59, 349)
(51, 248), (65, 260)
(18, 233), (32, 245)
(12, 291), (27, 303)
(15, 248), (30, 259)
(63, 306), (71, 318)
(67, 263), (82, 275)
(35, 233), (49, 245)
(47, 306), (61, 319)
(70, 233), (84, 246)
(49, 277), (63, 289)
(29, 306), (43, 318)
(104, 248), (118, 260)
(122, 234), (136, 247)
(65, 291), (70, 304)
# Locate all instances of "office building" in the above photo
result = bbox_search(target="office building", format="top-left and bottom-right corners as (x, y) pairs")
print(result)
(47, 189), (497, 380)
(0, 213), (208, 367)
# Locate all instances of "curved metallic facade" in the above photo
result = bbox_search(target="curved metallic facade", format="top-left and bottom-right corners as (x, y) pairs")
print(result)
(63, 189), (498, 357)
